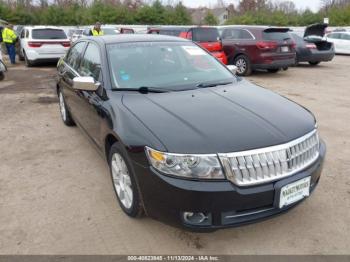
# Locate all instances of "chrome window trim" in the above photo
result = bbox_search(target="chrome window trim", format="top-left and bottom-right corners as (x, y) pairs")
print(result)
(223, 28), (256, 40)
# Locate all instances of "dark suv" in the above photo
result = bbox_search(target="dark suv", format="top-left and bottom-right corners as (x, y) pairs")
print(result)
(221, 26), (296, 76)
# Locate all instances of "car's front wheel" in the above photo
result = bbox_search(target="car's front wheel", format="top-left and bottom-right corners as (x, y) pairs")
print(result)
(58, 89), (75, 126)
(109, 143), (143, 218)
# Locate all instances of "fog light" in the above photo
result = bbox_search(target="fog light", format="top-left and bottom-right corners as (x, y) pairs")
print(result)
(182, 212), (212, 226)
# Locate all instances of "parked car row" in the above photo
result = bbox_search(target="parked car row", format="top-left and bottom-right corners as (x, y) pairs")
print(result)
(15, 24), (348, 69)
(149, 24), (342, 76)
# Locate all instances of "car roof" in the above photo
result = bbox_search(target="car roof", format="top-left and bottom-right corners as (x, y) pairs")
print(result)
(23, 26), (64, 30)
(220, 25), (289, 30)
(82, 34), (190, 44)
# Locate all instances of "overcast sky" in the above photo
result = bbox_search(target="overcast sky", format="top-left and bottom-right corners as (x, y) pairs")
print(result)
(180, 0), (321, 12)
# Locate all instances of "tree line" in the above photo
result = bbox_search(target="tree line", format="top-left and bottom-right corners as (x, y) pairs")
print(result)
(225, 0), (350, 26)
(0, 0), (350, 26)
(0, 0), (192, 25)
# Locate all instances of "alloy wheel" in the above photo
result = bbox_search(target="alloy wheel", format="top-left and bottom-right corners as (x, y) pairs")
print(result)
(235, 58), (247, 74)
(111, 153), (133, 209)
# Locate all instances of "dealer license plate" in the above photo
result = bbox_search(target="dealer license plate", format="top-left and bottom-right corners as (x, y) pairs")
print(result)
(281, 46), (289, 52)
(279, 177), (311, 208)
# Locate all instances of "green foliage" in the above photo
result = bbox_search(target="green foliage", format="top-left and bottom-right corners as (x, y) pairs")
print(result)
(204, 11), (219, 25)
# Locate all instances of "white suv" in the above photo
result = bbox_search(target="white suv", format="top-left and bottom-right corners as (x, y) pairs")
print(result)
(18, 26), (70, 66)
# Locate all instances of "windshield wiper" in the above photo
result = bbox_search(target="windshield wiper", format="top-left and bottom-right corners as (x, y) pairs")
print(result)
(114, 86), (170, 93)
(196, 81), (233, 88)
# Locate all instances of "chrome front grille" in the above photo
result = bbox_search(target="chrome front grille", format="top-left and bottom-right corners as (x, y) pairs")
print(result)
(219, 130), (320, 186)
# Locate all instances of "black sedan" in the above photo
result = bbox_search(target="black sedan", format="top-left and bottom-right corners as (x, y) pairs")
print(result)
(56, 35), (325, 231)
(291, 24), (335, 66)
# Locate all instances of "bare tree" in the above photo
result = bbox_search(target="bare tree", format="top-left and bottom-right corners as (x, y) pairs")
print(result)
(215, 0), (226, 8)
(276, 0), (296, 13)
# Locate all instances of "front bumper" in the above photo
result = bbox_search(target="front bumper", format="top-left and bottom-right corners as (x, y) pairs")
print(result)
(133, 140), (326, 231)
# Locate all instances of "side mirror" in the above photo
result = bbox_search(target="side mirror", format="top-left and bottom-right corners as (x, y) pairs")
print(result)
(73, 76), (99, 91)
(227, 65), (238, 75)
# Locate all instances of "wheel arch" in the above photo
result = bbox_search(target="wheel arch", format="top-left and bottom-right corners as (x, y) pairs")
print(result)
(104, 134), (119, 161)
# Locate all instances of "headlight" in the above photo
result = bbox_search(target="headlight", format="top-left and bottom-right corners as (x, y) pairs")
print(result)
(145, 147), (225, 180)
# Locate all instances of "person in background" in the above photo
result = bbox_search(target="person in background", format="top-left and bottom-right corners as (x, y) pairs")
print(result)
(1, 24), (17, 64)
(89, 22), (104, 36)
(0, 26), (3, 61)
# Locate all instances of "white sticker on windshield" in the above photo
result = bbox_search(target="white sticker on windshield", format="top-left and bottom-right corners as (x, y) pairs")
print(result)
(182, 46), (206, 56)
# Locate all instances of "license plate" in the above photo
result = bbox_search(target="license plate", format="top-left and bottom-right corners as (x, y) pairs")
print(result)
(279, 177), (311, 208)
(281, 46), (289, 52)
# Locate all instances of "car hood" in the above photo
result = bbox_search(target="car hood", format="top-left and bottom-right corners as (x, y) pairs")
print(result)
(304, 23), (328, 38)
(121, 79), (316, 154)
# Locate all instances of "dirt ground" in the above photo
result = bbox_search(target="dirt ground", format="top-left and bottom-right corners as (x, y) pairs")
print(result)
(0, 56), (349, 255)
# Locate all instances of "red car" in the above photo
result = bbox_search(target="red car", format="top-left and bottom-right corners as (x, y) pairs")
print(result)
(220, 26), (296, 75)
(149, 26), (228, 65)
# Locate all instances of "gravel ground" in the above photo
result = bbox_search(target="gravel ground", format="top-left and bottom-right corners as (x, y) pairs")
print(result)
(0, 57), (349, 255)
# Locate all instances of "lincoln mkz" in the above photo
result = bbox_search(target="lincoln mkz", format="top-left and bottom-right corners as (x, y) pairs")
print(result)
(56, 35), (326, 231)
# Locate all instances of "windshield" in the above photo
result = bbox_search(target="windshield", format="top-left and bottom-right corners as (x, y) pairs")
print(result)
(107, 42), (235, 91)
(32, 29), (67, 39)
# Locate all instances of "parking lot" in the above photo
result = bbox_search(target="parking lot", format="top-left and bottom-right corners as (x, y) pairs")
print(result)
(0, 56), (349, 254)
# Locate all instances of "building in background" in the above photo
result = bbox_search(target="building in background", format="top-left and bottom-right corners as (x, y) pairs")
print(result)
(190, 7), (231, 25)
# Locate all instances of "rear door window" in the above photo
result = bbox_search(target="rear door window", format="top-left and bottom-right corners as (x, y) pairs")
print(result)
(341, 34), (350, 40)
(32, 29), (67, 39)
(192, 28), (220, 42)
(222, 29), (254, 40)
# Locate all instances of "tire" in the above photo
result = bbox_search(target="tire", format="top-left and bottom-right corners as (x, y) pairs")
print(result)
(267, 69), (279, 73)
(309, 61), (320, 66)
(19, 50), (25, 61)
(24, 52), (34, 67)
(233, 55), (252, 76)
(0, 72), (4, 81)
(109, 142), (143, 218)
(58, 88), (75, 126)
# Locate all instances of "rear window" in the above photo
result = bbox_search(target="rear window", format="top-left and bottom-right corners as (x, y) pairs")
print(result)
(159, 29), (183, 36)
(32, 29), (67, 39)
(263, 31), (291, 41)
(192, 28), (220, 42)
